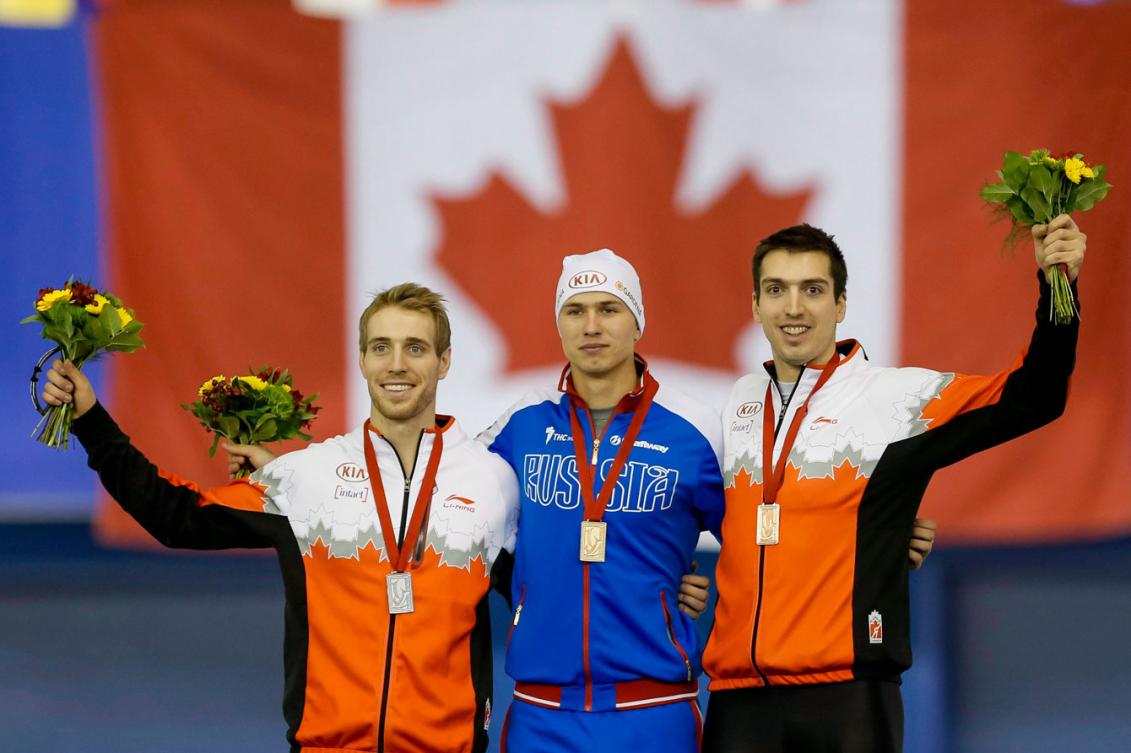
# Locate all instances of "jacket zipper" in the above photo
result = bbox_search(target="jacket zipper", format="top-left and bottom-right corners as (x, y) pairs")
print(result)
(581, 405), (614, 712)
(750, 366), (805, 686)
(660, 591), (693, 682)
(376, 432), (423, 753)
(507, 585), (526, 648)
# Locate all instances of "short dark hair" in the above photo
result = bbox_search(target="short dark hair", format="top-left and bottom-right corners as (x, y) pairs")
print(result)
(358, 282), (451, 354)
(752, 224), (847, 301)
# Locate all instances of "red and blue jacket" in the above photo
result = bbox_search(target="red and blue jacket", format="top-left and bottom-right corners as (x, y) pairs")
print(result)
(480, 358), (725, 711)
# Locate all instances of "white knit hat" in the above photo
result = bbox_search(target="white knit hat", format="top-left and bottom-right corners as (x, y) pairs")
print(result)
(554, 248), (645, 333)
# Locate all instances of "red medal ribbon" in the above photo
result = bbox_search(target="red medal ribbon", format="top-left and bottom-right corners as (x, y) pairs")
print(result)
(568, 379), (658, 522)
(761, 353), (841, 505)
(363, 421), (444, 571)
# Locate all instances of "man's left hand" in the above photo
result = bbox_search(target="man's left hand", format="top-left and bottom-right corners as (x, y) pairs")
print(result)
(908, 517), (937, 570)
(678, 561), (710, 618)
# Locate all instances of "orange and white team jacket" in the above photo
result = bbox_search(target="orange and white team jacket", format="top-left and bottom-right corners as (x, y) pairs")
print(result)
(73, 403), (518, 753)
(704, 278), (1077, 690)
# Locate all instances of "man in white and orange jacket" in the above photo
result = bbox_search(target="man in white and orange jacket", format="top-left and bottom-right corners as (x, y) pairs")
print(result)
(702, 216), (1086, 752)
(43, 283), (519, 753)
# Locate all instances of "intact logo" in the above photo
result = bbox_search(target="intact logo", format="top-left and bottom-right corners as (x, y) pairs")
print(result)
(810, 416), (839, 430)
(569, 270), (606, 289)
(443, 494), (477, 512)
(335, 463), (369, 482)
(333, 485), (369, 502)
(545, 426), (571, 444)
(868, 610), (883, 644)
(736, 401), (763, 418)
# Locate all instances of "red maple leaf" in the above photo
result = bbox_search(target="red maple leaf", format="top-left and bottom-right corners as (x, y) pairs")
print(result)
(433, 38), (813, 373)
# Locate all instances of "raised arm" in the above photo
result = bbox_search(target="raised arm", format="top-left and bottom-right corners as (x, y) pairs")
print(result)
(44, 361), (284, 550)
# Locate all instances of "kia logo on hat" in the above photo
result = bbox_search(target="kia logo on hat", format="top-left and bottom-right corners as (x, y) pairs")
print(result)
(569, 270), (607, 288)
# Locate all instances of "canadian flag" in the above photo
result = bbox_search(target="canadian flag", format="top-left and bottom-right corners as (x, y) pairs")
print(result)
(92, 0), (1131, 546)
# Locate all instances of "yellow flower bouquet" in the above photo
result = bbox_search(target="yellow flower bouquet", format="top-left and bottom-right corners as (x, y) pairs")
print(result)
(182, 367), (321, 477)
(980, 149), (1112, 324)
(22, 280), (144, 448)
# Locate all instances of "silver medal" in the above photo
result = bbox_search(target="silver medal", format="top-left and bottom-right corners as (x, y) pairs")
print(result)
(757, 503), (780, 546)
(386, 571), (414, 614)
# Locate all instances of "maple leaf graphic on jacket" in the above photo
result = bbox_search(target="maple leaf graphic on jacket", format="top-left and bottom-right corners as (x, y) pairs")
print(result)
(432, 38), (813, 373)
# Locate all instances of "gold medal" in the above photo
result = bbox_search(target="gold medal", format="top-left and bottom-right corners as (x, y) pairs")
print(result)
(580, 520), (607, 562)
(386, 571), (415, 614)
(756, 503), (780, 546)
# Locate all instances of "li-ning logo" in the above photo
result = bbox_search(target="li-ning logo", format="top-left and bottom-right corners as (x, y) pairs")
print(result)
(335, 462), (369, 482)
(545, 426), (571, 444)
(810, 416), (839, 430)
(868, 610), (883, 644)
(736, 402), (763, 419)
(442, 494), (477, 512)
(569, 270), (607, 289)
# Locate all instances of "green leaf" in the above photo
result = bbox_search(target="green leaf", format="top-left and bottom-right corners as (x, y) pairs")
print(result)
(254, 418), (278, 442)
(1072, 179), (1112, 212)
(41, 323), (64, 342)
(1002, 151), (1030, 191)
(1005, 195), (1035, 225)
(89, 311), (112, 345)
(1020, 184), (1052, 223)
(980, 182), (1015, 203)
(208, 432), (221, 457)
(217, 415), (240, 439)
(106, 333), (144, 350)
(102, 305), (123, 336)
(1027, 165), (1056, 205)
(19, 313), (43, 325)
(58, 310), (75, 340)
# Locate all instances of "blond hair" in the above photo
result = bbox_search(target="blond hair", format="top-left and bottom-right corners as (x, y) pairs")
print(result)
(357, 283), (451, 354)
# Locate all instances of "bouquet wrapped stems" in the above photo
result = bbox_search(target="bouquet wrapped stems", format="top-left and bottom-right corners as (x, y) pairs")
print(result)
(1048, 262), (1077, 324)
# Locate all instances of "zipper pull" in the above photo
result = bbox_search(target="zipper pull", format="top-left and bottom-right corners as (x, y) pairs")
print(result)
(513, 603), (523, 626)
(591, 439), (600, 466)
(404, 479), (411, 495)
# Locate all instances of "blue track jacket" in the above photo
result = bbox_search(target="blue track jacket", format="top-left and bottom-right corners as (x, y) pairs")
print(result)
(480, 359), (725, 705)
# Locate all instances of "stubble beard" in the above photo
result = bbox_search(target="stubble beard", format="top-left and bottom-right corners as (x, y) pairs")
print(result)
(368, 381), (437, 424)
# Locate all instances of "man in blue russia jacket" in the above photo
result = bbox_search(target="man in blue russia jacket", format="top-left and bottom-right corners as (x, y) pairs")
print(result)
(481, 249), (725, 752)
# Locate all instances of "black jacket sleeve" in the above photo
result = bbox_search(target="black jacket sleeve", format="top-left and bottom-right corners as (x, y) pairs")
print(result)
(72, 401), (280, 550)
(911, 273), (1079, 472)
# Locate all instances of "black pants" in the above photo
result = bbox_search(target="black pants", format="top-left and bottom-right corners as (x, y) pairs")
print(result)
(701, 679), (903, 753)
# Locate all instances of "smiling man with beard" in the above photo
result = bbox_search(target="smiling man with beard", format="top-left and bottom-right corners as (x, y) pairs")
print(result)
(42, 283), (519, 753)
